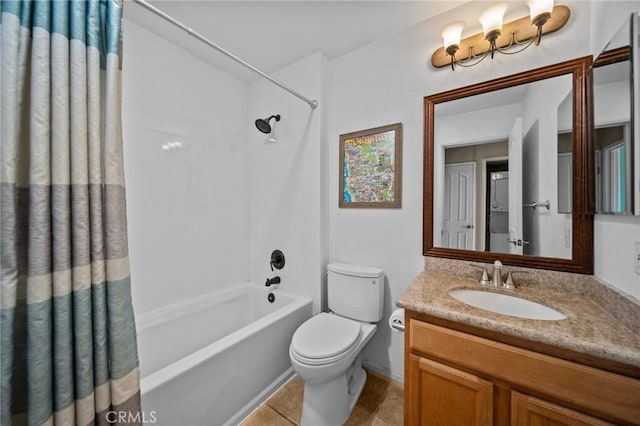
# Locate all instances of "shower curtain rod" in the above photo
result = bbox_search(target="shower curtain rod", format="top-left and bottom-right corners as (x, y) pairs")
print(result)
(132, 0), (319, 110)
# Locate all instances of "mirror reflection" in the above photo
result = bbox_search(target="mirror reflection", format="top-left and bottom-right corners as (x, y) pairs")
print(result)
(434, 74), (573, 259)
(592, 12), (635, 214)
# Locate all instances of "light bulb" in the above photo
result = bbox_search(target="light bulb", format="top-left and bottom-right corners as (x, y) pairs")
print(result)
(441, 22), (464, 51)
(528, 0), (554, 44)
(479, 3), (507, 38)
(528, 0), (554, 22)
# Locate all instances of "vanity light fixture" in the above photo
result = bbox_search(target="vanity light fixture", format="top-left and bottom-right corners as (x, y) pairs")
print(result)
(434, 0), (570, 70)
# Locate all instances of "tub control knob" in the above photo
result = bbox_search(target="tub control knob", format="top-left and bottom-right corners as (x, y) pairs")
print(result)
(270, 249), (285, 271)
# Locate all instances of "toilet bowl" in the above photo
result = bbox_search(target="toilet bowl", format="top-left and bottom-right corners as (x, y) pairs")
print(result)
(289, 263), (384, 425)
(289, 313), (377, 425)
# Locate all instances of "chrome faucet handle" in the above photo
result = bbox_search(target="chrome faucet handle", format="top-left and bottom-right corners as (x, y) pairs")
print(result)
(468, 263), (491, 286)
(503, 272), (516, 289)
(503, 270), (528, 289)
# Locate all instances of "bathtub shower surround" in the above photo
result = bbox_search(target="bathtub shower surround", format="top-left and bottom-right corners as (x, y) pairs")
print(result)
(137, 284), (312, 426)
(0, 1), (141, 424)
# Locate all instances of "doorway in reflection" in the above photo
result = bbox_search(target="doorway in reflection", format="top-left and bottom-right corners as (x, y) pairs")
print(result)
(594, 123), (631, 213)
(486, 162), (509, 254)
(443, 141), (508, 252)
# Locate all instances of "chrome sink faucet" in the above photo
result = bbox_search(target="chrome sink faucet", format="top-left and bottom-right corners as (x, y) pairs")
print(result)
(492, 260), (503, 287)
(471, 261), (527, 289)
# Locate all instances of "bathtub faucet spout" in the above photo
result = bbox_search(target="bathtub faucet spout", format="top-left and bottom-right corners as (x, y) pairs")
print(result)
(265, 276), (281, 287)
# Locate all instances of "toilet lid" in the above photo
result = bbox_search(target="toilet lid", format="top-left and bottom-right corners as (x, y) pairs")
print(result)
(291, 313), (361, 360)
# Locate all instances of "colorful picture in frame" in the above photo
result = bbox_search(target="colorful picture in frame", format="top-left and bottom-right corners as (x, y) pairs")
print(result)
(339, 122), (402, 208)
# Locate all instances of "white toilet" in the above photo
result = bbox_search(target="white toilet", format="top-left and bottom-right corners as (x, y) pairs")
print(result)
(289, 263), (384, 425)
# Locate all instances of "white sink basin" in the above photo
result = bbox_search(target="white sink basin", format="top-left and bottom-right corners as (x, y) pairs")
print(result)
(448, 289), (566, 321)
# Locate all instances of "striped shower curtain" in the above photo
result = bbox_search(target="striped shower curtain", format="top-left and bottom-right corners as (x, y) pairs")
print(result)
(1, 1), (141, 424)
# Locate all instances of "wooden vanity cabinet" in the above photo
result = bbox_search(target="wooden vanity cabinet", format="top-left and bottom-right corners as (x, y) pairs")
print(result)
(408, 355), (494, 425)
(404, 313), (640, 426)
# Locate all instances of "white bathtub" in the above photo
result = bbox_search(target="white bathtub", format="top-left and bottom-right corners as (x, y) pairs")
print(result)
(136, 283), (312, 426)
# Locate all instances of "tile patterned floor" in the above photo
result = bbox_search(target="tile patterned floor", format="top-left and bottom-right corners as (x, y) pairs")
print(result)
(241, 370), (403, 426)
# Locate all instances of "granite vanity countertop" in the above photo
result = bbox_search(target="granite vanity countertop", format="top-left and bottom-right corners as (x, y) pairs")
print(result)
(397, 271), (640, 369)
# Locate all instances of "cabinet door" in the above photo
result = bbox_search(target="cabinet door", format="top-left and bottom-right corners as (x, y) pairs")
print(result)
(511, 391), (615, 426)
(408, 355), (493, 425)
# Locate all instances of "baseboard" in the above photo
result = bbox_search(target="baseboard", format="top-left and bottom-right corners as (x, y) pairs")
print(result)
(225, 367), (296, 426)
(363, 360), (404, 384)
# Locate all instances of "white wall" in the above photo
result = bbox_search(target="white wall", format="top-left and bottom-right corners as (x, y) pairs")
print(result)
(521, 76), (572, 259)
(594, 81), (631, 127)
(328, 0), (639, 382)
(122, 20), (250, 314)
(436, 104), (522, 146)
(594, 216), (640, 299)
(248, 52), (328, 314)
(590, 1), (640, 56)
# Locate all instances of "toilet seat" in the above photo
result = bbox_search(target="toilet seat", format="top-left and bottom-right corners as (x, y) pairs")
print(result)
(291, 313), (362, 366)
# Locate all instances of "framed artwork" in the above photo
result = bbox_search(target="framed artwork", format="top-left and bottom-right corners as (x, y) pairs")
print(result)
(339, 122), (402, 208)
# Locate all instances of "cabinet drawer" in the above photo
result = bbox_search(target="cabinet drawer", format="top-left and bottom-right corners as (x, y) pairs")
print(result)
(409, 320), (640, 424)
(511, 391), (615, 426)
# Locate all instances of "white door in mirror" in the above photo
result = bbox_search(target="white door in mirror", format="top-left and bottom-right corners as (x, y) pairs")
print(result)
(443, 162), (476, 249)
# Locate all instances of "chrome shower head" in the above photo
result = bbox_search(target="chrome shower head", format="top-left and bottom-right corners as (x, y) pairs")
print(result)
(255, 114), (280, 134)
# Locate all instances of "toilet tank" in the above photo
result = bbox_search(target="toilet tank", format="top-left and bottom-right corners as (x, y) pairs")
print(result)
(327, 263), (384, 323)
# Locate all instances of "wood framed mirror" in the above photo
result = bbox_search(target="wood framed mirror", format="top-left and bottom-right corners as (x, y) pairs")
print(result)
(423, 56), (593, 274)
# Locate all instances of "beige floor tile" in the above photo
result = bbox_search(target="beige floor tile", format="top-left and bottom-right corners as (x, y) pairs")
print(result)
(371, 417), (394, 426)
(244, 370), (403, 426)
(241, 404), (295, 426)
(354, 372), (390, 413)
(344, 404), (377, 426)
(375, 381), (403, 426)
(266, 378), (304, 425)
